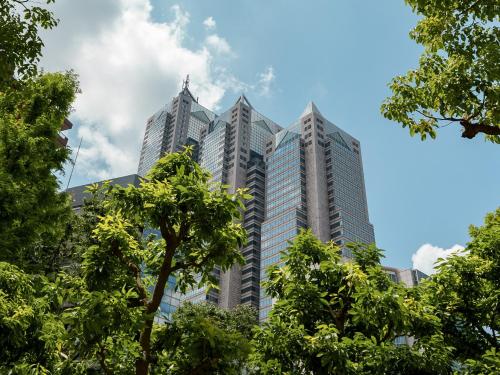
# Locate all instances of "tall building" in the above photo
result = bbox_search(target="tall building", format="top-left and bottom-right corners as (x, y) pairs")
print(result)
(137, 82), (375, 319)
(138, 77), (215, 176)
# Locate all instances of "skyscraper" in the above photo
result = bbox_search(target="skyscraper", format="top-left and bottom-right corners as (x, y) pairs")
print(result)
(138, 82), (375, 319)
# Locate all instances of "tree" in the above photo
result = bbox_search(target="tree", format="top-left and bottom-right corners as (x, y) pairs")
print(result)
(153, 302), (257, 374)
(0, 0), (58, 89)
(420, 208), (500, 368)
(0, 71), (79, 273)
(62, 149), (248, 375)
(251, 231), (452, 374)
(381, 0), (499, 143)
(0, 261), (67, 373)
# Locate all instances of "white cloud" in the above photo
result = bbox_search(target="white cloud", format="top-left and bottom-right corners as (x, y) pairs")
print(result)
(203, 16), (216, 30)
(39, 0), (275, 181)
(257, 66), (275, 97)
(411, 243), (465, 275)
(205, 34), (233, 56)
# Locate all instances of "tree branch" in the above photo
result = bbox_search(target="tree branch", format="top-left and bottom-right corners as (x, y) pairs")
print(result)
(171, 252), (213, 273)
(382, 320), (394, 342)
(459, 0), (485, 16)
(97, 342), (113, 375)
(460, 120), (500, 139)
(136, 218), (188, 374)
(415, 110), (462, 123)
(110, 241), (148, 305)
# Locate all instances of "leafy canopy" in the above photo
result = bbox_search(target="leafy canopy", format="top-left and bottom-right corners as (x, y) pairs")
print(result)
(382, 0), (500, 143)
(251, 230), (452, 374)
(153, 302), (257, 375)
(62, 148), (249, 374)
(420, 208), (500, 371)
(0, 0), (58, 89)
(0, 262), (68, 374)
(0, 71), (79, 273)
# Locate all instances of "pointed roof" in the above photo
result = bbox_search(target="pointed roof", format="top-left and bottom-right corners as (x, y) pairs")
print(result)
(253, 119), (272, 134)
(301, 101), (322, 118)
(191, 110), (211, 124)
(275, 129), (300, 149)
(235, 94), (253, 109)
(330, 132), (350, 150)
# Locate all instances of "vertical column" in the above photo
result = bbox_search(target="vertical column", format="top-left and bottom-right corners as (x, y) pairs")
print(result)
(301, 112), (330, 242)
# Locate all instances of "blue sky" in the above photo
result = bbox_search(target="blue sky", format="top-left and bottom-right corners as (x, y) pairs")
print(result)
(44, 0), (499, 271)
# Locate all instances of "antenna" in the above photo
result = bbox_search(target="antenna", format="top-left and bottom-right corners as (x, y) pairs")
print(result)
(66, 136), (83, 190)
(182, 74), (190, 90)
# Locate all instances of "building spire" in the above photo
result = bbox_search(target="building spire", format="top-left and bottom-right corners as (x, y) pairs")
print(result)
(301, 101), (322, 118)
(182, 74), (190, 91)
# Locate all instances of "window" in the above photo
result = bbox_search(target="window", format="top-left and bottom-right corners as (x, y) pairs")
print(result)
(331, 222), (340, 229)
(241, 295), (257, 303)
(242, 267), (258, 275)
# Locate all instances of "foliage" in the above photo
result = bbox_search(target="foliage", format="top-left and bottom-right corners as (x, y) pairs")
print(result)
(153, 302), (257, 374)
(382, 0), (500, 142)
(0, 262), (66, 374)
(251, 231), (453, 374)
(63, 148), (248, 374)
(421, 208), (500, 366)
(0, 71), (79, 273)
(0, 0), (58, 89)
(461, 348), (500, 375)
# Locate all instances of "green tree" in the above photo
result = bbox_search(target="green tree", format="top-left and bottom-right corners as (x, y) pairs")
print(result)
(381, 0), (499, 143)
(0, 71), (79, 273)
(0, 262), (68, 373)
(251, 231), (452, 374)
(420, 208), (500, 368)
(0, 0), (58, 89)
(153, 302), (257, 374)
(62, 149), (248, 375)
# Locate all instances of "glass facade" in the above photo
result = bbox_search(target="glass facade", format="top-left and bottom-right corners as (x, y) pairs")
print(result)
(323, 122), (375, 256)
(156, 275), (181, 323)
(138, 106), (171, 177)
(199, 120), (229, 183)
(259, 132), (307, 320)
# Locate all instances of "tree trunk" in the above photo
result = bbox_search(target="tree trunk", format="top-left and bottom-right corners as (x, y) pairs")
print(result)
(135, 239), (176, 374)
(135, 358), (149, 375)
(136, 317), (154, 375)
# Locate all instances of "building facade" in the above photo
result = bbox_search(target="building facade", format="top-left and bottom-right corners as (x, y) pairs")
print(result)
(137, 83), (376, 320)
